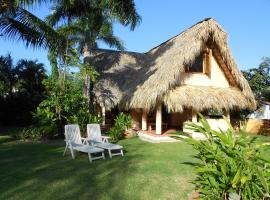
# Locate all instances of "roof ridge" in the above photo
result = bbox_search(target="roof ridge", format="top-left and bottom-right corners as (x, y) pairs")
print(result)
(146, 18), (217, 53)
(92, 48), (144, 55)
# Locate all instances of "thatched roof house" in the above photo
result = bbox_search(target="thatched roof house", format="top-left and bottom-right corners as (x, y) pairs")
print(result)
(87, 18), (256, 134)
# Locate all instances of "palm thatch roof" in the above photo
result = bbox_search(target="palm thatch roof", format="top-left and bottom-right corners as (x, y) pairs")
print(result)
(89, 18), (256, 113)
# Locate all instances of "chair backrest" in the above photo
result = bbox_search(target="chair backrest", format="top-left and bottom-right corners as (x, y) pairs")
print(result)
(87, 124), (102, 142)
(64, 124), (82, 145)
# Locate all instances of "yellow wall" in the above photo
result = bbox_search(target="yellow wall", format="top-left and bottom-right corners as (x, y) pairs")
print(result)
(246, 119), (264, 134)
(179, 54), (230, 87)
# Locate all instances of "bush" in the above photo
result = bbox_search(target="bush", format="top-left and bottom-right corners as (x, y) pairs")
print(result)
(185, 113), (270, 200)
(32, 107), (57, 137)
(21, 127), (44, 141)
(108, 112), (132, 142)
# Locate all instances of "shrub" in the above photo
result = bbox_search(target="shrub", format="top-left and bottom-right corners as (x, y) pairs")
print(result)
(185, 113), (270, 200)
(108, 112), (132, 142)
(114, 112), (132, 131)
(32, 107), (57, 137)
(21, 127), (44, 141)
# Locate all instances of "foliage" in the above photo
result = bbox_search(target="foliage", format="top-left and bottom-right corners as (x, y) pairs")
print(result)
(35, 73), (87, 134)
(66, 110), (102, 134)
(0, 53), (47, 126)
(47, 50), (59, 80)
(0, 0), (65, 49)
(262, 87), (270, 101)
(108, 112), (132, 142)
(242, 57), (270, 105)
(20, 126), (44, 141)
(114, 112), (132, 131)
(32, 107), (57, 136)
(185, 114), (270, 200)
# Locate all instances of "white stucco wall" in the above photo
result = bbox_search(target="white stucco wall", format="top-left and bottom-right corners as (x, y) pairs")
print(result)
(179, 55), (230, 88)
(183, 118), (229, 139)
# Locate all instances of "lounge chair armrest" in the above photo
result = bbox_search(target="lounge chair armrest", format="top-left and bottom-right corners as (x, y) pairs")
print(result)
(101, 136), (111, 143)
(84, 138), (97, 145)
(81, 137), (89, 145)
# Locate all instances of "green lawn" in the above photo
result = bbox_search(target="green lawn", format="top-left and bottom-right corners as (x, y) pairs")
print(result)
(1, 129), (269, 200)
(0, 135), (196, 200)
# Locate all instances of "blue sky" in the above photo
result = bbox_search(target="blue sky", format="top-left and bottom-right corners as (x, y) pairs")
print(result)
(1, 0), (270, 73)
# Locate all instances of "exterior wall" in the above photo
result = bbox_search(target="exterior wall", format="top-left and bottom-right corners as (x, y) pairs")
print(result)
(130, 109), (141, 130)
(179, 54), (230, 88)
(246, 119), (270, 135)
(168, 109), (191, 128)
(183, 118), (230, 139)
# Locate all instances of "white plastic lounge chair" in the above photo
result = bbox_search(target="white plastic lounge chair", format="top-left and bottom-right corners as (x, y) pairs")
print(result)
(87, 124), (124, 158)
(63, 124), (105, 162)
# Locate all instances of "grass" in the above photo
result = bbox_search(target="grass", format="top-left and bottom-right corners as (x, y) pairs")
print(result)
(0, 127), (269, 200)
(0, 133), (196, 200)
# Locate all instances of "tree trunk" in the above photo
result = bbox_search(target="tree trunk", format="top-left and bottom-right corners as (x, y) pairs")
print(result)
(83, 44), (93, 112)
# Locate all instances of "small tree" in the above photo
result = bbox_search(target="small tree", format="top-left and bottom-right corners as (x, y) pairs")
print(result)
(185, 114), (270, 200)
(242, 57), (270, 105)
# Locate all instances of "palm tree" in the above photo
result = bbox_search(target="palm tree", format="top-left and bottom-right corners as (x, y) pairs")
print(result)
(0, 0), (65, 49)
(16, 59), (47, 96)
(46, 0), (141, 58)
(0, 53), (47, 100)
(47, 0), (141, 109)
(0, 53), (16, 95)
(50, 17), (124, 111)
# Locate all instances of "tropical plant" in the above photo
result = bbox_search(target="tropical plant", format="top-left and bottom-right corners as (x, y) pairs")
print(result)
(46, 0), (141, 103)
(242, 57), (270, 105)
(21, 126), (44, 141)
(262, 87), (270, 100)
(0, 53), (16, 95)
(108, 112), (132, 142)
(0, 53), (47, 125)
(185, 114), (270, 200)
(16, 59), (47, 96)
(114, 112), (132, 131)
(66, 110), (102, 134)
(32, 107), (57, 136)
(0, 0), (64, 49)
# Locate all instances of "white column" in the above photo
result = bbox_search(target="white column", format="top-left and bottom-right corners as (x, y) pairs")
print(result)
(102, 106), (106, 126)
(156, 105), (162, 134)
(142, 110), (147, 131)
(192, 109), (197, 123)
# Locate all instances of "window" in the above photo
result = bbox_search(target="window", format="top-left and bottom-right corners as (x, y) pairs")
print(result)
(202, 109), (223, 119)
(185, 48), (212, 75)
(185, 54), (203, 73)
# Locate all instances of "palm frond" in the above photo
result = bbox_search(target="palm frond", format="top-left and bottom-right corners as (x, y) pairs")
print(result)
(0, 7), (65, 50)
(101, 0), (141, 30)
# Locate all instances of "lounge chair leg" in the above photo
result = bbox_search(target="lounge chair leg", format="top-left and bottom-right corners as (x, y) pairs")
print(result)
(121, 149), (124, 156)
(88, 153), (92, 163)
(70, 148), (76, 159)
(108, 150), (112, 158)
(63, 144), (68, 156)
(102, 152), (105, 160)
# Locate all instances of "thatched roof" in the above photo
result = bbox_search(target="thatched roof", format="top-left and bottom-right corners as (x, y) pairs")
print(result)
(164, 86), (250, 113)
(89, 18), (256, 113)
